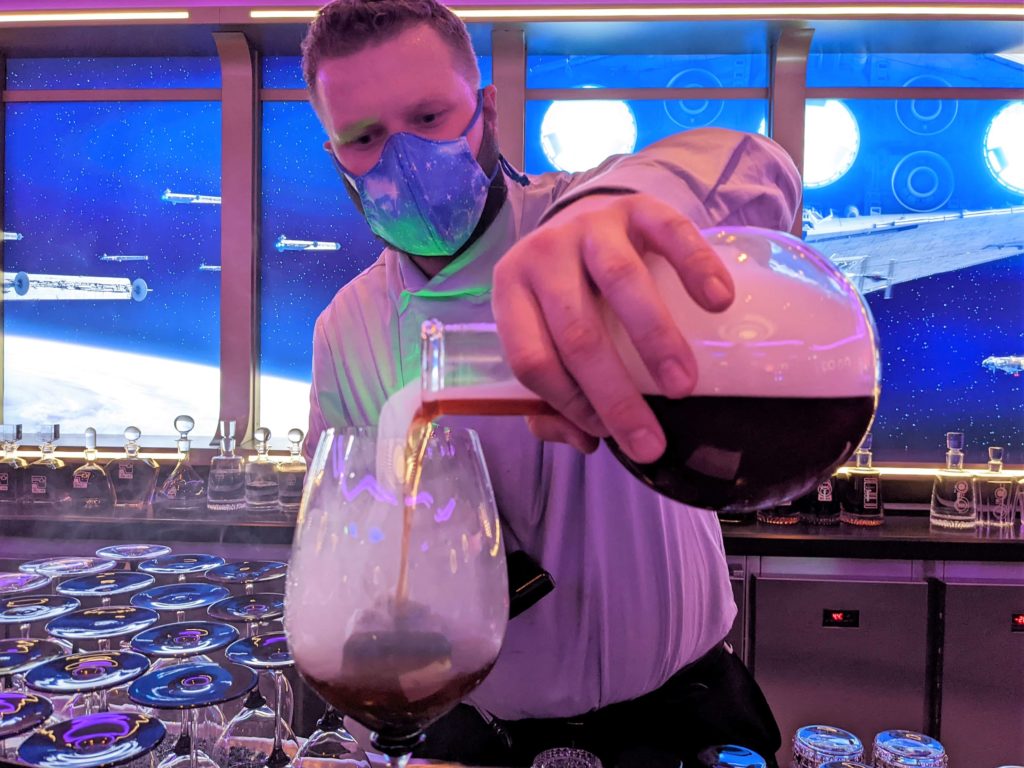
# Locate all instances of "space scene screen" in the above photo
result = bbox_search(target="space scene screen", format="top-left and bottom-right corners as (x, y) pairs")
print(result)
(3, 52), (1022, 463)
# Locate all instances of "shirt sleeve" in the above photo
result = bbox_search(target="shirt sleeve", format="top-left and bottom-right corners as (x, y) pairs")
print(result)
(540, 127), (802, 232)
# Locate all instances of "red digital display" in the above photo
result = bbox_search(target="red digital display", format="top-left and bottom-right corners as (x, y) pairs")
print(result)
(823, 609), (860, 628)
(1013, 613), (1024, 632)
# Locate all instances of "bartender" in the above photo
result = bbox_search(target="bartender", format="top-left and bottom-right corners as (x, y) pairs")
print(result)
(301, 0), (801, 765)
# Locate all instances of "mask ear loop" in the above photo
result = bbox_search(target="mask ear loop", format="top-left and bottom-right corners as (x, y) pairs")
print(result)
(498, 155), (531, 187)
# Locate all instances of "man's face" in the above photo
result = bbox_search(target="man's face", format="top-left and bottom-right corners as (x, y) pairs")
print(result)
(315, 24), (494, 178)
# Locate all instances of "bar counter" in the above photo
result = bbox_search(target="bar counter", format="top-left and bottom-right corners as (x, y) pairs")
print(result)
(1, 511), (1021, 563)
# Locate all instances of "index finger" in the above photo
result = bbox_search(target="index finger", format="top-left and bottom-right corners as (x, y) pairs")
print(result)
(627, 198), (735, 312)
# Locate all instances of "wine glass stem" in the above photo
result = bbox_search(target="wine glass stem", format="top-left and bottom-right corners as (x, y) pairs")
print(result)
(245, 582), (254, 596)
(188, 708), (200, 768)
(98, 638), (110, 652)
(176, 611), (185, 624)
(19, 622), (30, 638)
(102, 597), (111, 607)
(272, 670), (284, 752)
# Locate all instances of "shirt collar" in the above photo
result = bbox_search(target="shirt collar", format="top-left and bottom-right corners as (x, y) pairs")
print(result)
(387, 178), (525, 313)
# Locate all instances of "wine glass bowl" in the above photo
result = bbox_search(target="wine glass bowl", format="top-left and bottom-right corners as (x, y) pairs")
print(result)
(285, 426), (508, 765)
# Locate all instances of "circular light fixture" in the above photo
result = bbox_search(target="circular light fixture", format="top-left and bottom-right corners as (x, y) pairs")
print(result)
(540, 93), (638, 173)
(804, 99), (860, 189)
(984, 101), (1024, 195)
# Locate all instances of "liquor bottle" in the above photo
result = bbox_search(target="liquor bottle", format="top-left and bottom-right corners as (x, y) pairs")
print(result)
(70, 427), (113, 514)
(757, 499), (801, 525)
(972, 446), (1013, 528)
(156, 415), (206, 514)
(106, 426), (159, 517)
(275, 427), (306, 515)
(245, 427), (279, 514)
(929, 431), (976, 530)
(22, 424), (71, 512)
(798, 473), (842, 526)
(0, 424), (27, 512)
(840, 433), (883, 526)
(207, 419), (246, 516)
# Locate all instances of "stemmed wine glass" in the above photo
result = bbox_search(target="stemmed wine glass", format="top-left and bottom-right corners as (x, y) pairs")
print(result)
(285, 426), (508, 768)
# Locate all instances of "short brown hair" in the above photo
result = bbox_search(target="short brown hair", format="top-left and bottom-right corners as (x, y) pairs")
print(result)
(301, 0), (480, 94)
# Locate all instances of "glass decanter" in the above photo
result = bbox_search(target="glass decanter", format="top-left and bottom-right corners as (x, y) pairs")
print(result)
(105, 426), (160, 517)
(245, 427), (279, 515)
(839, 433), (884, 526)
(207, 419), (247, 516)
(0, 423), (27, 512)
(379, 225), (880, 515)
(21, 424), (70, 512)
(286, 426), (508, 768)
(973, 446), (1015, 528)
(70, 427), (114, 514)
(156, 415), (206, 515)
(274, 428), (306, 516)
(798, 473), (842, 525)
(930, 431), (976, 530)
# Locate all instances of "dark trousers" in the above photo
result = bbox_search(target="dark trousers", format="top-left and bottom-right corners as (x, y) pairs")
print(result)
(416, 642), (782, 767)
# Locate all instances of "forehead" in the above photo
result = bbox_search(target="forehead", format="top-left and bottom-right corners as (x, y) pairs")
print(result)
(314, 24), (474, 130)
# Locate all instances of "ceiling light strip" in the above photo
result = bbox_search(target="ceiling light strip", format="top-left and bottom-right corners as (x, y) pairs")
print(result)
(0, 11), (189, 23)
(250, 5), (1024, 21)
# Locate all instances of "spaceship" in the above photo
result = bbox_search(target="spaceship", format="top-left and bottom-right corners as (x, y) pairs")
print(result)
(2, 271), (149, 302)
(806, 205), (1024, 298)
(161, 189), (221, 205)
(2, 231), (23, 241)
(100, 253), (149, 263)
(198, 263), (221, 272)
(275, 235), (342, 252)
(982, 355), (1024, 376)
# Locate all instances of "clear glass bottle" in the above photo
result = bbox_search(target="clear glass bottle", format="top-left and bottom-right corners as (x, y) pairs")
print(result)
(70, 427), (113, 514)
(840, 433), (884, 526)
(22, 424), (71, 512)
(106, 426), (159, 517)
(757, 499), (801, 525)
(275, 427), (306, 515)
(156, 415), (206, 514)
(245, 427), (279, 513)
(930, 431), (976, 530)
(973, 447), (1016, 528)
(0, 424), (27, 513)
(207, 419), (246, 516)
(799, 473), (842, 525)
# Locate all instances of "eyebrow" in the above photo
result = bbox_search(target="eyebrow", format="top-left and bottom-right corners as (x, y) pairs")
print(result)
(335, 97), (454, 143)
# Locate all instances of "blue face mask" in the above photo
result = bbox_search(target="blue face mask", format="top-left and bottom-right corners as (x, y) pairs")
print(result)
(334, 92), (496, 257)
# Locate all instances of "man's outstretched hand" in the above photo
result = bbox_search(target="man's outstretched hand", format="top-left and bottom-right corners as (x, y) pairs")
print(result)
(491, 192), (735, 463)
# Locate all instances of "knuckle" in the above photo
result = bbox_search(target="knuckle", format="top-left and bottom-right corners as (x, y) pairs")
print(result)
(602, 394), (645, 427)
(559, 319), (604, 363)
(506, 348), (552, 389)
(596, 252), (642, 294)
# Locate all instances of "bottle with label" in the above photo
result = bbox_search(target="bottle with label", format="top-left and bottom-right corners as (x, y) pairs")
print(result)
(106, 426), (159, 517)
(155, 415), (206, 515)
(245, 427), (279, 514)
(840, 433), (884, 526)
(974, 447), (1016, 528)
(70, 427), (113, 514)
(22, 424), (71, 512)
(798, 473), (842, 525)
(275, 427), (306, 515)
(929, 431), (976, 530)
(207, 419), (246, 516)
(0, 424), (27, 513)
(757, 499), (801, 525)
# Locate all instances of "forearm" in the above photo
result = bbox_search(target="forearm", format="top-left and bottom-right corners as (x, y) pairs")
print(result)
(542, 128), (802, 232)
